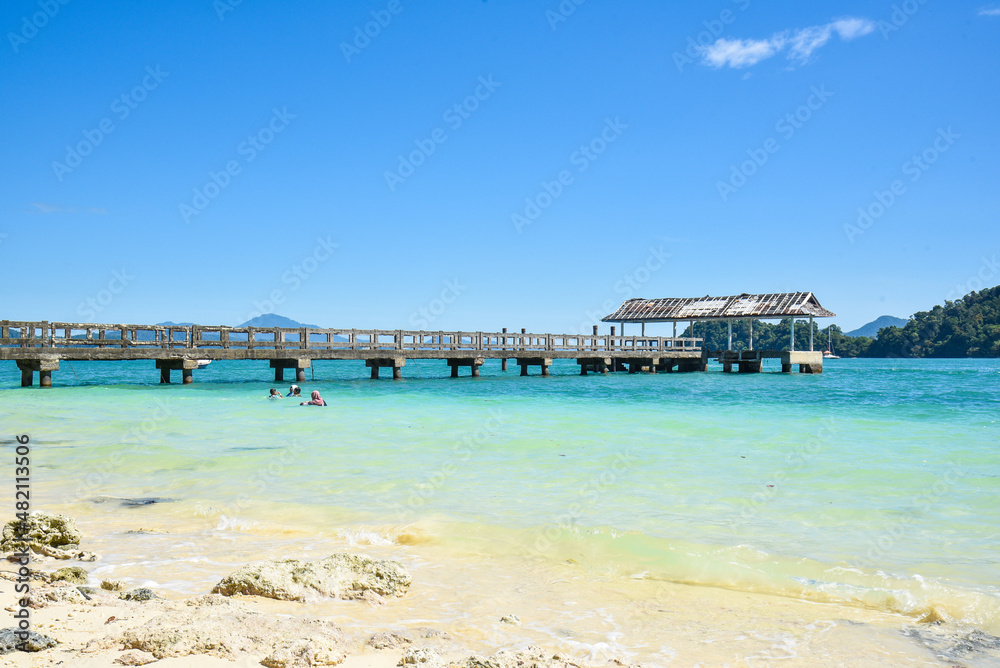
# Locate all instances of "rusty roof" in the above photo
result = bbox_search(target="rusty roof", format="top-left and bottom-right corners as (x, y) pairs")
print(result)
(601, 292), (836, 322)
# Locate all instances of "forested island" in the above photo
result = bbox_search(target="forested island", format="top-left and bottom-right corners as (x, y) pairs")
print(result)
(680, 286), (1000, 358)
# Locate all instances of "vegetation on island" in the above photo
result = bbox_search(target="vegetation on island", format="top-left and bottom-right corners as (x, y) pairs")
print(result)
(678, 285), (1000, 358)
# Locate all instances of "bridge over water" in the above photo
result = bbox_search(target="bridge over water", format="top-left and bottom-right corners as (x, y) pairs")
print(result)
(1, 320), (823, 387)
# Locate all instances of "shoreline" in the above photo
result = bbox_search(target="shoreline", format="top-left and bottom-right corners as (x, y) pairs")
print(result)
(4, 512), (1000, 666)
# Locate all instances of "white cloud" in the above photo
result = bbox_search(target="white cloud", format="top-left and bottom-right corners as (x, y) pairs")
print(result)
(700, 36), (786, 68)
(979, 6), (1000, 15)
(698, 17), (875, 69)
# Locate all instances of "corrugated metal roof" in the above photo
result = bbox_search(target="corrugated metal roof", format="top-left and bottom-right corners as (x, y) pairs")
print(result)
(602, 293), (836, 322)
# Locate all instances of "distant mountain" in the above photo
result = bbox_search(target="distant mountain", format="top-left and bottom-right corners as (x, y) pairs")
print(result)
(237, 314), (320, 328)
(845, 315), (907, 338)
(156, 321), (197, 327)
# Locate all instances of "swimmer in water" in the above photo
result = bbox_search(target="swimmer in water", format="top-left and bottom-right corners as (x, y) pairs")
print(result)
(300, 390), (327, 406)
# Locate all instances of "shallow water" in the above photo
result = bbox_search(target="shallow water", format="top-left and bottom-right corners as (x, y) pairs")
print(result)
(2, 357), (999, 664)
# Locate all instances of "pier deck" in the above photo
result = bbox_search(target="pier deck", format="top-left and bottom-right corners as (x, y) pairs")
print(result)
(1, 321), (724, 386)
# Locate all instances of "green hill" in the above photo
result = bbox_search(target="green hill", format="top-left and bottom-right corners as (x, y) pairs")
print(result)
(864, 286), (1000, 357)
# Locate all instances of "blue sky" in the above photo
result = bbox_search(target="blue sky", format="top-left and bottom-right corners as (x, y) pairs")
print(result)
(1, 0), (998, 333)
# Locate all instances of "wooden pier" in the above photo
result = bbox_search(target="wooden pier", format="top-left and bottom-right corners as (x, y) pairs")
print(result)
(1, 321), (718, 387)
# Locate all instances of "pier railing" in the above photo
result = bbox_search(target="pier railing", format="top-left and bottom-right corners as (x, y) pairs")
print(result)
(0, 321), (701, 355)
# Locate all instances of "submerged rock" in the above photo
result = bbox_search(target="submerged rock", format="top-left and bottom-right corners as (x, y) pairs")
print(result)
(50, 566), (88, 584)
(92, 496), (176, 507)
(499, 614), (520, 625)
(0, 628), (59, 654)
(212, 553), (411, 602)
(1, 512), (82, 555)
(118, 595), (347, 663)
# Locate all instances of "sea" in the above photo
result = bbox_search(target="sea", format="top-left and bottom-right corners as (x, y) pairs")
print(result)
(2, 357), (999, 665)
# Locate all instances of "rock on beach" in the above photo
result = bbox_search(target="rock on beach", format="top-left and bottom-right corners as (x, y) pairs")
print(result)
(212, 553), (411, 601)
(1, 512), (98, 561)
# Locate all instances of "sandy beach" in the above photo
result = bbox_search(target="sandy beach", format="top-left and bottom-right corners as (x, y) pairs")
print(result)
(4, 509), (998, 667)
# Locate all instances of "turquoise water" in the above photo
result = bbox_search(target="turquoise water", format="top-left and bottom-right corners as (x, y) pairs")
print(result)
(2, 358), (999, 632)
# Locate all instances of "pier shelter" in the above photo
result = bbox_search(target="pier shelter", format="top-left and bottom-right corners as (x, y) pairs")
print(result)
(602, 292), (836, 373)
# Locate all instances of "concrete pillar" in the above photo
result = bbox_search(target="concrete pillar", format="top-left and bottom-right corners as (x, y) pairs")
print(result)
(296, 367), (306, 382)
(393, 366), (402, 380)
(541, 363), (550, 377)
(790, 317), (795, 352)
(520, 364), (528, 377)
(781, 363), (792, 373)
(275, 367), (284, 382)
(809, 316), (814, 352)
(728, 320), (733, 351)
(20, 367), (33, 387)
(723, 362), (733, 373)
(371, 365), (380, 380)
(182, 368), (194, 384)
(160, 367), (171, 384)
(471, 365), (480, 378)
(641, 322), (645, 336)
(749, 319), (754, 351)
(502, 328), (508, 371)
(39, 370), (52, 387)
(451, 365), (459, 378)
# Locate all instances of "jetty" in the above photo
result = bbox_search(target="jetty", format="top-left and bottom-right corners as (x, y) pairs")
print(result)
(1, 293), (836, 387)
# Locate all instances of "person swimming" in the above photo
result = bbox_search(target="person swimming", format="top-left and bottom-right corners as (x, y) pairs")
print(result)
(288, 384), (302, 398)
(300, 390), (327, 406)
(268, 388), (282, 399)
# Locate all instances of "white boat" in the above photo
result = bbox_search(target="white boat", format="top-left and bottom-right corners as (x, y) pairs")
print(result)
(823, 329), (840, 359)
(197, 359), (212, 368)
